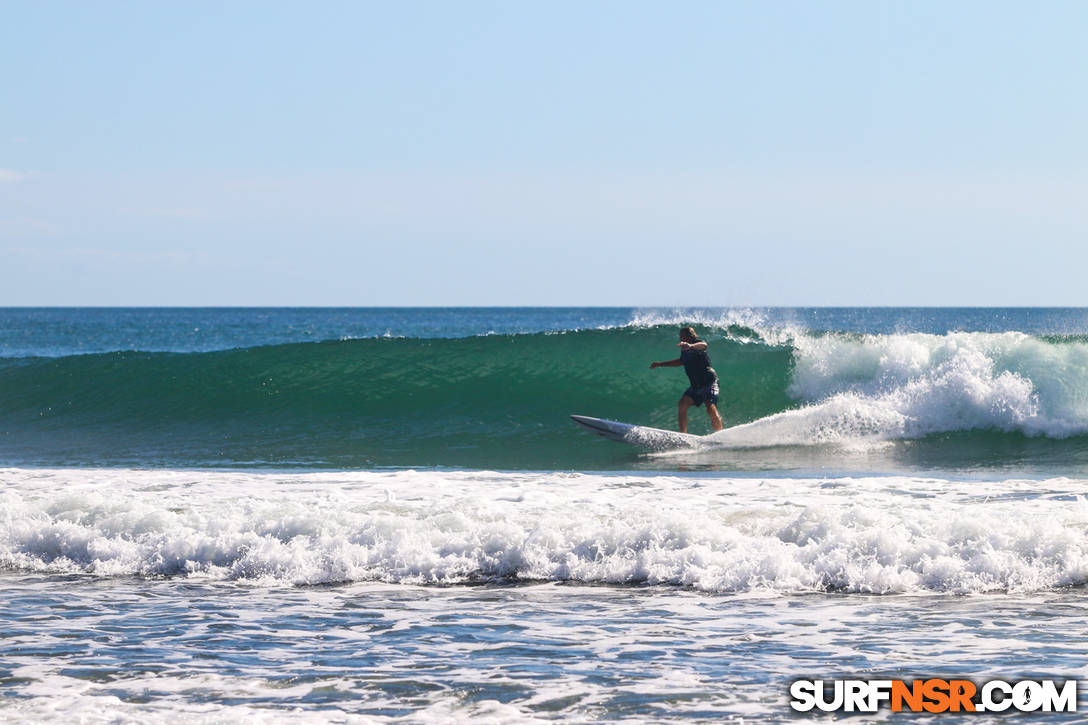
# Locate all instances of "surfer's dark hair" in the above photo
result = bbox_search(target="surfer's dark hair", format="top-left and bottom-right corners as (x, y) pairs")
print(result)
(680, 326), (697, 341)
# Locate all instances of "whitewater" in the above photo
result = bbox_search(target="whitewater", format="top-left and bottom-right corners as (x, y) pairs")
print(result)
(6, 468), (1088, 593)
(5, 308), (1088, 722)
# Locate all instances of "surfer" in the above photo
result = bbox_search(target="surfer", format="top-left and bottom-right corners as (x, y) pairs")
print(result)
(650, 326), (724, 433)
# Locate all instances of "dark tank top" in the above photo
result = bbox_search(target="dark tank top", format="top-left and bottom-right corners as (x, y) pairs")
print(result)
(680, 338), (716, 387)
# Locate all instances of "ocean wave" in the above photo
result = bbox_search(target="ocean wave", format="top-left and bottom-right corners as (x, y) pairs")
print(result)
(4, 469), (1088, 594)
(3, 325), (1088, 468)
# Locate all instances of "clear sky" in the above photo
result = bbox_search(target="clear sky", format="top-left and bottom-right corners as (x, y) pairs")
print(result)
(3, 1), (1086, 305)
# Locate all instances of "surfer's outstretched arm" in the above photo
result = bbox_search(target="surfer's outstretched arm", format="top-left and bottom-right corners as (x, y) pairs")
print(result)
(650, 358), (683, 369)
(678, 341), (707, 351)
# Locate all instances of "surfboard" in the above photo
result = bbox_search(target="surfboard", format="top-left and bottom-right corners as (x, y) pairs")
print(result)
(570, 415), (700, 450)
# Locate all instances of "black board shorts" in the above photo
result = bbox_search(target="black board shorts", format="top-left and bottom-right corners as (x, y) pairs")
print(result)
(683, 379), (719, 407)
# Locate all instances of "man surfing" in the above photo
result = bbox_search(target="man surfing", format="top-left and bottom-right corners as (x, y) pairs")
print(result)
(650, 326), (724, 433)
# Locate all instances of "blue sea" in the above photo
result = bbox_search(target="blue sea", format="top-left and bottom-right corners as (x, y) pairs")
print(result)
(5, 307), (1088, 722)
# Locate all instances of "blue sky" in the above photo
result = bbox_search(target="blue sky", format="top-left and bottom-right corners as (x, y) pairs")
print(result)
(3, 1), (1086, 305)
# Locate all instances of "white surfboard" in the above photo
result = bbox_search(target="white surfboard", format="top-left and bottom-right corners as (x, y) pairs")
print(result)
(570, 415), (700, 450)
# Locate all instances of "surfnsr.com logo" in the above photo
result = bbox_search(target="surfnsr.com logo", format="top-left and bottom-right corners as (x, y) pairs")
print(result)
(790, 679), (1077, 713)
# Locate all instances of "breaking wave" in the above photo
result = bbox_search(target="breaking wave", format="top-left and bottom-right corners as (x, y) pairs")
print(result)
(2, 323), (1088, 468)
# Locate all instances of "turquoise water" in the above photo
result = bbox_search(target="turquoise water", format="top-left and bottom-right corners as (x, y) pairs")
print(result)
(4, 307), (1088, 473)
(4, 308), (1088, 721)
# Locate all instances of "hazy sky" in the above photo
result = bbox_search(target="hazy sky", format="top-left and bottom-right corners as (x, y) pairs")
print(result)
(3, 1), (1086, 305)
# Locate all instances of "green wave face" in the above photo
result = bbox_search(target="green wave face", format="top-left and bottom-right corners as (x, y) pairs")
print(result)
(0, 327), (793, 469)
(7, 323), (1088, 472)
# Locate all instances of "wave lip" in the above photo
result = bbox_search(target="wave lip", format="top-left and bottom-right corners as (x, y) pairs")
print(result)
(5, 469), (1088, 595)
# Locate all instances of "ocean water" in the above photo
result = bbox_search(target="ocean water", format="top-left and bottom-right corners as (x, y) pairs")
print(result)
(4, 307), (1088, 722)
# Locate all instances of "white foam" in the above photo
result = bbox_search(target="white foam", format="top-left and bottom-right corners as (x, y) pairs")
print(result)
(623, 307), (800, 345)
(616, 318), (1088, 446)
(699, 330), (1088, 448)
(4, 468), (1088, 595)
(0, 690), (550, 725)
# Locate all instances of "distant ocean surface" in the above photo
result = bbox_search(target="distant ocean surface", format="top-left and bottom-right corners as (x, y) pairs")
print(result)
(5, 307), (1088, 722)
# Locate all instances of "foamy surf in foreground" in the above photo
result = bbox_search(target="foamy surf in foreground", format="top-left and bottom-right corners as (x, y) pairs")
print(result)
(10, 577), (1088, 724)
(5, 468), (1088, 594)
